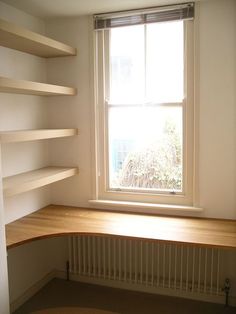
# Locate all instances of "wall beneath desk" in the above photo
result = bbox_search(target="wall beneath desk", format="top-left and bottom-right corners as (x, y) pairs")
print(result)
(7, 237), (68, 312)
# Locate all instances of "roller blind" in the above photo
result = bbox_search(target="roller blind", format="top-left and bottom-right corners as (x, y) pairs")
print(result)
(94, 3), (194, 30)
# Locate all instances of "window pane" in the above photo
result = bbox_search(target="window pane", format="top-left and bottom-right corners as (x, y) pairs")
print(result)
(146, 21), (184, 103)
(108, 106), (183, 192)
(110, 25), (145, 104)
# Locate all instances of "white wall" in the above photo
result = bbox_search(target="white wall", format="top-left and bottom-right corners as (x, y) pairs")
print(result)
(46, 0), (236, 219)
(46, 16), (92, 207)
(198, 0), (236, 219)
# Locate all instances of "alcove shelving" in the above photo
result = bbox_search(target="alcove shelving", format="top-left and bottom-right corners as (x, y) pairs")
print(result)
(0, 128), (78, 143)
(0, 18), (77, 57)
(0, 18), (79, 226)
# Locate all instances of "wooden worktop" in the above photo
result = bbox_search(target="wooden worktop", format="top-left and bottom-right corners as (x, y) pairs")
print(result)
(5, 205), (236, 249)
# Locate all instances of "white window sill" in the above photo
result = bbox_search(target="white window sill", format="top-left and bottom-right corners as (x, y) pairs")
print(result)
(89, 200), (204, 216)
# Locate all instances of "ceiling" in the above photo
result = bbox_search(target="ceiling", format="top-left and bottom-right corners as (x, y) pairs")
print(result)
(1, 0), (204, 19)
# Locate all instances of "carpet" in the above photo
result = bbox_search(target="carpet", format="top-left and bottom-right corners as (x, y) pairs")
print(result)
(32, 307), (119, 314)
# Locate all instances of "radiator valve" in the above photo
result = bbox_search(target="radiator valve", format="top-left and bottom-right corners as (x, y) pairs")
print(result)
(222, 278), (230, 307)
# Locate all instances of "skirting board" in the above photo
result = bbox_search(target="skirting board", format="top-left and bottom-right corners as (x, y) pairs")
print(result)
(10, 270), (236, 312)
(61, 271), (236, 308)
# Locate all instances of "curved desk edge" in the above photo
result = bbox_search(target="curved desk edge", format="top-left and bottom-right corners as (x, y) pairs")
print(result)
(5, 205), (236, 250)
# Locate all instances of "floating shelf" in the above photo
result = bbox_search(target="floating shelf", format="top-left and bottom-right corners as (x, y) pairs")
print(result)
(0, 128), (78, 143)
(5, 204), (236, 249)
(0, 18), (76, 57)
(3, 167), (78, 197)
(0, 76), (77, 96)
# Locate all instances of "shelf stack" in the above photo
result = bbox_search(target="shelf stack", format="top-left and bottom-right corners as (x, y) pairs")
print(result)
(0, 18), (78, 207)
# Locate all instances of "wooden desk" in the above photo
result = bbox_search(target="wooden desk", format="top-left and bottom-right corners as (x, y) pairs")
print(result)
(5, 205), (236, 249)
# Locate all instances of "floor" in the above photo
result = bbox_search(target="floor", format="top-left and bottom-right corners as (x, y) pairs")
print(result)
(14, 278), (235, 314)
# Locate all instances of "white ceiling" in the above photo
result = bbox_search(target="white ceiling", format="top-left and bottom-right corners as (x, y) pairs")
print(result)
(1, 0), (203, 19)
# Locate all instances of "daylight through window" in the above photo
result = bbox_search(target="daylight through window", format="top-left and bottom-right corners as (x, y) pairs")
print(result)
(108, 22), (183, 193)
(94, 4), (194, 205)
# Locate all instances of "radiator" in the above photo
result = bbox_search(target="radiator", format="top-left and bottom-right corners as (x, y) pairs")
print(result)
(68, 235), (224, 300)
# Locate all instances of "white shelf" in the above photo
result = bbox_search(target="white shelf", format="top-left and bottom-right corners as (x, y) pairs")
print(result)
(0, 76), (77, 96)
(0, 18), (76, 57)
(0, 128), (78, 143)
(3, 167), (78, 197)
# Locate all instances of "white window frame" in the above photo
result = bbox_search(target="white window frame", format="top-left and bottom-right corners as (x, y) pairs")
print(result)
(92, 19), (196, 208)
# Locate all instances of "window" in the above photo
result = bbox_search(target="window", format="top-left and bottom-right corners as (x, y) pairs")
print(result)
(93, 3), (195, 207)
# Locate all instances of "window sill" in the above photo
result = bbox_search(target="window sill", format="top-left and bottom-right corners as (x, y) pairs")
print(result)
(89, 200), (203, 216)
